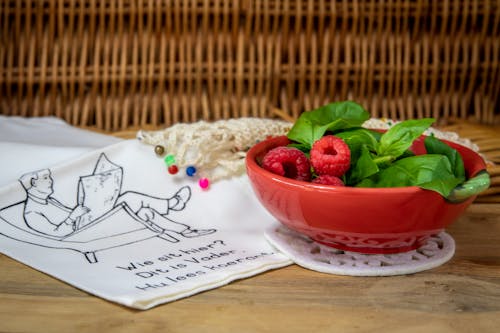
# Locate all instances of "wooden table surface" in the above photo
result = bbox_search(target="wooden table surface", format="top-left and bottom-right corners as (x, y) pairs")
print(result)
(0, 203), (499, 333)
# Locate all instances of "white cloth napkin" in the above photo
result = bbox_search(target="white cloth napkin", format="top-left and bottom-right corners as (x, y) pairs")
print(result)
(0, 116), (291, 309)
(0, 116), (122, 188)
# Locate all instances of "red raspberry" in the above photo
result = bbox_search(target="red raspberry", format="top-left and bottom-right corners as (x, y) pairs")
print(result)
(312, 175), (345, 186)
(310, 135), (350, 177)
(261, 146), (311, 181)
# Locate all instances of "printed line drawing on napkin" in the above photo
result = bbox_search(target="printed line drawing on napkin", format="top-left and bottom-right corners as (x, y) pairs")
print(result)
(0, 139), (292, 309)
(0, 153), (215, 264)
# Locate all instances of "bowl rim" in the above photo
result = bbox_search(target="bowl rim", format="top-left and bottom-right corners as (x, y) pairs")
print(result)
(245, 134), (486, 195)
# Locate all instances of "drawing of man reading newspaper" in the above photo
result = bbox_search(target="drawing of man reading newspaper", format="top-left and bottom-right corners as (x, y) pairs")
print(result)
(19, 154), (215, 240)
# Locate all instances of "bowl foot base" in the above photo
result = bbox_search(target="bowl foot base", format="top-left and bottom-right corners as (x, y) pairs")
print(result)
(312, 239), (422, 255)
(264, 224), (455, 276)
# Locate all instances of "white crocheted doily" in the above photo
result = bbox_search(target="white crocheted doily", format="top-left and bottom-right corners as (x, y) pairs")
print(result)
(265, 224), (455, 276)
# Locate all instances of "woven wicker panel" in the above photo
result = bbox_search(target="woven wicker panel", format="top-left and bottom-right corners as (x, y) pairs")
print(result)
(1, 0), (499, 131)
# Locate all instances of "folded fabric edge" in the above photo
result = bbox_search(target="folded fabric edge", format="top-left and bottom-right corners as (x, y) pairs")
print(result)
(130, 259), (293, 310)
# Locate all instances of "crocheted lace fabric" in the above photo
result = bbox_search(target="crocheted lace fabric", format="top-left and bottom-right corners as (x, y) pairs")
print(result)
(138, 117), (480, 182)
(265, 224), (455, 276)
(137, 118), (291, 181)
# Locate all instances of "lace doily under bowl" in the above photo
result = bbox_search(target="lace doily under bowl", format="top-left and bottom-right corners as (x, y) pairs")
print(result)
(246, 135), (487, 254)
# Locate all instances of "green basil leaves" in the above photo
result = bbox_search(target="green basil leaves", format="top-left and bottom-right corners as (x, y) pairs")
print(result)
(377, 118), (435, 160)
(287, 101), (370, 149)
(285, 101), (487, 200)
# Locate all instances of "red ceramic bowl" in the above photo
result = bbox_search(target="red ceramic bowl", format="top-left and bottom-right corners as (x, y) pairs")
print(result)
(246, 135), (487, 254)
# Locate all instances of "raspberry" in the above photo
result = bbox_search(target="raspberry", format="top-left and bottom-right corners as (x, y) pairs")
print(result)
(312, 175), (345, 186)
(310, 135), (350, 177)
(261, 146), (311, 181)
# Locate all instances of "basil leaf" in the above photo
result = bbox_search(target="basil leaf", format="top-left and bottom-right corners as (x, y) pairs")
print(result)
(360, 154), (463, 197)
(419, 178), (465, 198)
(377, 118), (435, 160)
(347, 145), (379, 185)
(335, 128), (380, 156)
(399, 149), (416, 159)
(286, 118), (323, 147)
(447, 171), (491, 203)
(287, 142), (311, 155)
(287, 101), (370, 147)
(355, 177), (376, 188)
(424, 135), (465, 181)
(335, 129), (381, 185)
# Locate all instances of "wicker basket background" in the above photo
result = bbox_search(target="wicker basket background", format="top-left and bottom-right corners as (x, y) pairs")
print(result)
(1, 0), (499, 131)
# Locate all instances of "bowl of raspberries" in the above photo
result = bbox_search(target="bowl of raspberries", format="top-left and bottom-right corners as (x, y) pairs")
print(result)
(246, 101), (490, 254)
